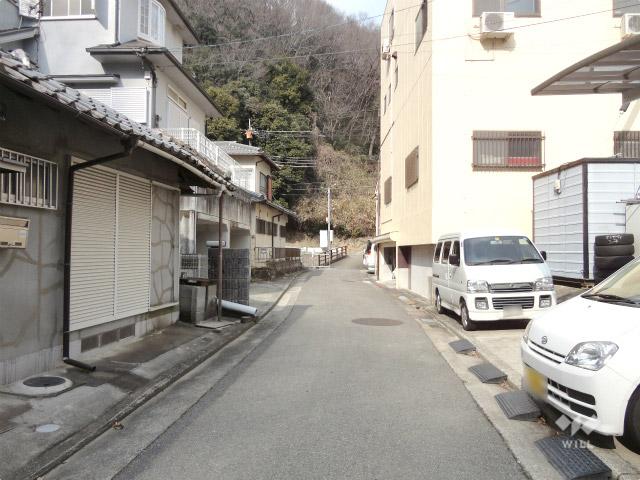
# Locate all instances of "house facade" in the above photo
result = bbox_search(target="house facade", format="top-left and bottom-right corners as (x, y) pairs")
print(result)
(0, 49), (234, 384)
(378, 0), (640, 300)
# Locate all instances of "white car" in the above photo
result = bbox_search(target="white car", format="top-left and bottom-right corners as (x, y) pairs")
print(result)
(432, 231), (556, 331)
(522, 257), (640, 451)
(363, 241), (376, 273)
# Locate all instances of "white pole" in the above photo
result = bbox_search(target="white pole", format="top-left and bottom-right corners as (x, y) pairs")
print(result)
(327, 187), (332, 266)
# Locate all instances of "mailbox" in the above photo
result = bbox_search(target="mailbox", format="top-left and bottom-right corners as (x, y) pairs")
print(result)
(0, 215), (29, 249)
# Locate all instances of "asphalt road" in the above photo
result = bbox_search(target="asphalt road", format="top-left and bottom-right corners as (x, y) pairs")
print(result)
(116, 256), (526, 480)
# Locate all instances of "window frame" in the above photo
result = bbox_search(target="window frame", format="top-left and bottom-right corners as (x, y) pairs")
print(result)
(384, 176), (392, 205)
(0, 147), (59, 210)
(433, 242), (443, 263)
(138, 0), (166, 46)
(472, 130), (544, 170)
(472, 0), (541, 18)
(405, 146), (419, 189)
(259, 172), (268, 195)
(41, 0), (96, 18)
(167, 86), (188, 111)
(442, 241), (452, 263)
(394, 65), (399, 91)
(388, 8), (395, 42)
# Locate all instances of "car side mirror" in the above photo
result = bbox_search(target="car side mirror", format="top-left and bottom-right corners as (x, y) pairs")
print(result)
(449, 254), (460, 266)
(540, 251), (547, 261)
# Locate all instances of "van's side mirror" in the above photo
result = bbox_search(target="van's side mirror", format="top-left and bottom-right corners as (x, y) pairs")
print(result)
(449, 254), (460, 266)
(541, 251), (547, 261)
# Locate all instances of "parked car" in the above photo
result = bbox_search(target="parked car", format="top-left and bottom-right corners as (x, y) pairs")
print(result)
(363, 240), (376, 273)
(432, 231), (556, 331)
(522, 257), (640, 451)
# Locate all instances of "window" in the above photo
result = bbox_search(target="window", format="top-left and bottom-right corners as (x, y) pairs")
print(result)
(167, 86), (187, 111)
(388, 84), (391, 108)
(472, 131), (543, 169)
(139, 0), (165, 45)
(463, 236), (543, 266)
(405, 147), (419, 188)
(394, 65), (398, 90)
(259, 172), (268, 195)
(473, 0), (540, 17)
(614, 0), (640, 16)
(256, 219), (267, 234)
(449, 241), (460, 264)
(383, 95), (387, 115)
(388, 8), (395, 41)
(415, 0), (428, 49)
(0, 147), (58, 209)
(280, 225), (287, 238)
(442, 242), (451, 262)
(384, 176), (392, 205)
(434, 242), (443, 263)
(614, 131), (640, 157)
(42, 0), (95, 17)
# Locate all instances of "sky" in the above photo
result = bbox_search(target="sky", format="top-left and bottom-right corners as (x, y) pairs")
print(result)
(325, 0), (388, 20)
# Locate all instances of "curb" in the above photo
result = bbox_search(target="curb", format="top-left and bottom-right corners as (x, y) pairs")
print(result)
(13, 271), (306, 480)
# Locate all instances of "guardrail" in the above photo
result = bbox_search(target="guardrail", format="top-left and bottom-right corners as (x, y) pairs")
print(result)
(316, 246), (348, 267)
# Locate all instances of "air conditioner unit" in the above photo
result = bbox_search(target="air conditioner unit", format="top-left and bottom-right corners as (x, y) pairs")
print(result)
(480, 12), (515, 39)
(0, 216), (29, 249)
(381, 39), (391, 60)
(622, 14), (640, 38)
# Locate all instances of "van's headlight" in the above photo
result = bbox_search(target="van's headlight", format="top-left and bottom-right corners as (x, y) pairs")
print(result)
(523, 321), (533, 342)
(565, 342), (618, 371)
(467, 280), (489, 293)
(534, 277), (554, 291)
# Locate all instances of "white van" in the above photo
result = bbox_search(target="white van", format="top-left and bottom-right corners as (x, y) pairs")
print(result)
(432, 231), (556, 331)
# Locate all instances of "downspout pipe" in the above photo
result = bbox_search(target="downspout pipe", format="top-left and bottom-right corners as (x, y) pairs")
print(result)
(63, 140), (137, 372)
(217, 190), (224, 322)
(271, 213), (282, 259)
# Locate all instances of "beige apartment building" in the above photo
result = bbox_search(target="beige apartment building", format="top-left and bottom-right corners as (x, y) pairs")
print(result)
(377, 0), (640, 299)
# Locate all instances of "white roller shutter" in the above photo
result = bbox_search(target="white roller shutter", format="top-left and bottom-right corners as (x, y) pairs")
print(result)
(70, 168), (117, 330)
(116, 175), (151, 317)
(112, 88), (148, 124)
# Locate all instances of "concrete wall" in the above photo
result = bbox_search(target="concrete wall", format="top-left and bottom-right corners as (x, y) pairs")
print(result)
(380, 0), (640, 251)
(410, 245), (434, 301)
(0, 0), (22, 30)
(0, 83), (185, 384)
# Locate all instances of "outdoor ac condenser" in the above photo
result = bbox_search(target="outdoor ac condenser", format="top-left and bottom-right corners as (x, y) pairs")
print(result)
(622, 14), (640, 38)
(480, 12), (515, 39)
(0, 215), (29, 249)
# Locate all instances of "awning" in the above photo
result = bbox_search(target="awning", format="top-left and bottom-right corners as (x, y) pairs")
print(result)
(371, 232), (398, 244)
(532, 36), (640, 104)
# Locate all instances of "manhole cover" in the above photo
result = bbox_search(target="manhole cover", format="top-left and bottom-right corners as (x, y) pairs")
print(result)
(352, 318), (403, 326)
(23, 376), (66, 388)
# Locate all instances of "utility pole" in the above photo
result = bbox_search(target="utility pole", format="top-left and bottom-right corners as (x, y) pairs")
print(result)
(327, 187), (332, 266)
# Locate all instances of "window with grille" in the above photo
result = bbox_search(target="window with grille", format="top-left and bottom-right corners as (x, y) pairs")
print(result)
(42, 0), (95, 17)
(257, 219), (267, 234)
(280, 225), (287, 238)
(472, 131), (543, 169)
(473, 0), (540, 17)
(259, 172), (268, 195)
(405, 147), (419, 188)
(614, 0), (640, 16)
(384, 176), (392, 204)
(614, 131), (640, 156)
(139, 0), (165, 45)
(0, 148), (58, 209)
(415, 0), (428, 50)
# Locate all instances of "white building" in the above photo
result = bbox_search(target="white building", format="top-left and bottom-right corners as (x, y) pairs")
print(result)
(377, 0), (640, 299)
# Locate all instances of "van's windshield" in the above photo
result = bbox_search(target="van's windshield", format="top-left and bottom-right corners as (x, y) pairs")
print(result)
(463, 236), (543, 266)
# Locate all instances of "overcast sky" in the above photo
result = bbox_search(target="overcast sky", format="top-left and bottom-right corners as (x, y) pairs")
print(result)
(325, 0), (388, 21)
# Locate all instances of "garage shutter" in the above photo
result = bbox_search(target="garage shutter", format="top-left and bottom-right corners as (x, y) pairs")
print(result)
(116, 175), (151, 317)
(70, 168), (117, 330)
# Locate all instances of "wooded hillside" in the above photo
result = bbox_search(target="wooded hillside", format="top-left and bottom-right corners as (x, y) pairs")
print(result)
(176, 0), (380, 238)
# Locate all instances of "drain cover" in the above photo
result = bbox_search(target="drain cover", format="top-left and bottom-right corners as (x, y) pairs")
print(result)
(23, 376), (66, 388)
(36, 424), (60, 433)
(352, 318), (403, 326)
(449, 339), (476, 354)
(536, 436), (612, 480)
(495, 391), (541, 421)
(469, 363), (507, 384)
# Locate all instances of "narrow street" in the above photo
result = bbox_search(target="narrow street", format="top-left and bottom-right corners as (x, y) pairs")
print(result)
(102, 256), (525, 480)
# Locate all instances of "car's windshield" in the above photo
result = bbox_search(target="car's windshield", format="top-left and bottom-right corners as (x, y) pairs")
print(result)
(463, 236), (543, 266)
(585, 259), (640, 304)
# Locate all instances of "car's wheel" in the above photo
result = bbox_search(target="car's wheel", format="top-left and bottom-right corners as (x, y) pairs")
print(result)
(595, 234), (634, 246)
(594, 255), (635, 271)
(460, 301), (476, 331)
(595, 243), (635, 257)
(621, 387), (640, 454)
(435, 291), (444, 314)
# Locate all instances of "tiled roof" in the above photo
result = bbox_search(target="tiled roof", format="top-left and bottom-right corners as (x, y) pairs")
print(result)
(213, 141), (280, 170)
(0, 50), (234, 190)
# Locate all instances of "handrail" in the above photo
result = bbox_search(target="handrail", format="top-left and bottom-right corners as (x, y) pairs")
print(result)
(317, 246), (348, 266)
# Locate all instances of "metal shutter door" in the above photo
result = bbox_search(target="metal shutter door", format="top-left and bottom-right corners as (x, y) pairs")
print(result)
(116, 175), (151, 317)
(70, 168), (117, 331)
(111, 88), (148, 124)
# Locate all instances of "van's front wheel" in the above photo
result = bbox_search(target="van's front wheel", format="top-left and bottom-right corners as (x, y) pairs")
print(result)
(460, 301), (477, 331)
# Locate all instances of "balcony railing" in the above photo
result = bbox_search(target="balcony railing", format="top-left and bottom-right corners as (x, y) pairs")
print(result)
(162, 128), (251, 188)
